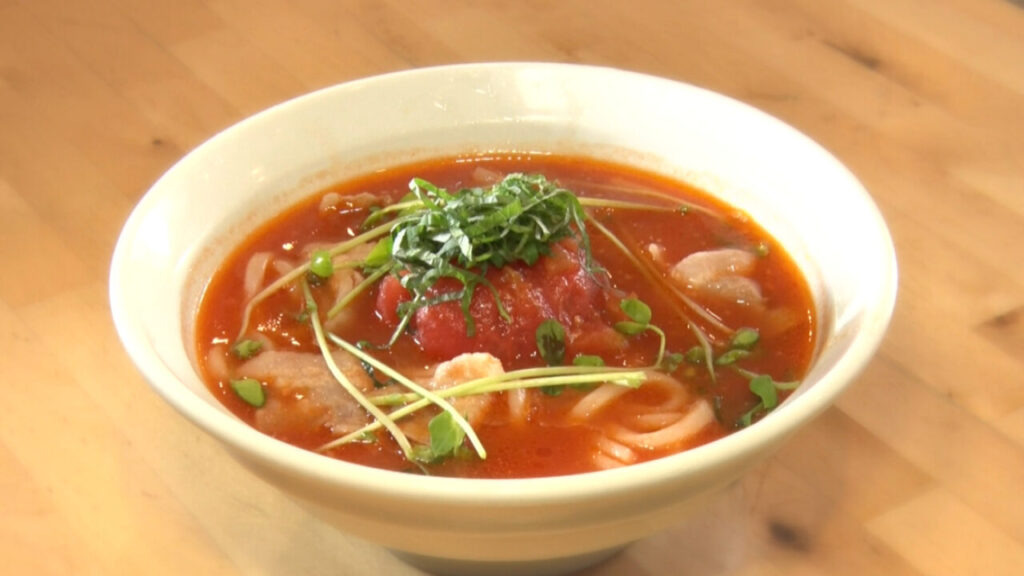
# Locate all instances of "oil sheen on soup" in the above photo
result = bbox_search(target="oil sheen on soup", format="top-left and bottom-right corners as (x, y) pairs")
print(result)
(195, 154), (816, 478)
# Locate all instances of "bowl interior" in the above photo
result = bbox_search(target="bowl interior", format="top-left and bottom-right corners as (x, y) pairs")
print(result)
(110, 62), (896, 504)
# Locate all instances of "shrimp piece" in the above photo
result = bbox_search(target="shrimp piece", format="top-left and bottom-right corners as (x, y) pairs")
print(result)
(398, 352), (504, 444)
(670, 247), (764, 307)
(428, 353), (504, 427)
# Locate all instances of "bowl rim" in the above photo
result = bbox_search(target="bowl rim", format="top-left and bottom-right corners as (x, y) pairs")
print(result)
(110, 61), (898, 506)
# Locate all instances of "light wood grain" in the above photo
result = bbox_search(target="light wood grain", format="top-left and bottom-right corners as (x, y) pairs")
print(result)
(1, 1), (1021, 574)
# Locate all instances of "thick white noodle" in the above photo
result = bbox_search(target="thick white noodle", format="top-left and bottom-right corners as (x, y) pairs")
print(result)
(609, 400), (715, 451)
(205, 344), (230, 382)
(242, 252), (273, 301)
(593, 452), (626, 470)
(596, 435), (637, 465)
(507, 388), (530, 423)
(632, 411), (685, 431)
(567, 383), (631, 421)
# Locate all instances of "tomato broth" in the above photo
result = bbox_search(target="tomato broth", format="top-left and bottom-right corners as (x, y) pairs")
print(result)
(195, 154), (816, 478)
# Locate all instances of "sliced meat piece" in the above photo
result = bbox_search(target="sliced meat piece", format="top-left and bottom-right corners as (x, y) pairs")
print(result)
(238, 349), (373, 438)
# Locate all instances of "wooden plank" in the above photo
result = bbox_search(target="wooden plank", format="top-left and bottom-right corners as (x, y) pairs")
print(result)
(0, 297), (241, 575)
(839, 356), (1024, 545)
(18, 282), (417, 575)
(868, 487), (1024, 576)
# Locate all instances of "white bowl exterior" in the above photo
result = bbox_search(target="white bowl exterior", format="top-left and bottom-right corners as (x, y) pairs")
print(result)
(110, 63), (896, 562)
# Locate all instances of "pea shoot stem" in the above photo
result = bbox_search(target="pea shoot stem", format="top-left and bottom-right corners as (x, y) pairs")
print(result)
(587, 217), (728, 381)
(236, 221), (396, 340)
(327, 334), (487, 459)
(319, 361), (646, 452)
(301, 280), (415, 459)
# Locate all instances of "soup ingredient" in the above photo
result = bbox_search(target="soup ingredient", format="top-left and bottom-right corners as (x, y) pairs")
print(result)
(197, 155), (816, 477)
(229, 378), (265, 407)
(377, 173), (595, 342)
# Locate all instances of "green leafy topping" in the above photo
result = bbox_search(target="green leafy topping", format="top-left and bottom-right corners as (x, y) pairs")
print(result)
(715, 348), (750, 366)
(730, 327), (760, 350)
(423, 411), (467, 462)
(536, 319), (567, 366)
(684, 346), (706, 364)
(363, 238), (393, 269)
(229, 378), (266, 407)
(661, 352), (685, 372)
(620, 297), (652, 325)
(572, 354), (605, 367)
(310, 249), (334, 279)
(614, 298), (651, 335)
(231, 339), (262, 359)
(738, 375), (781, 427)
(355, 340), (396, 388)
(537, 319), (569, 394)
(382, 174), (596, 340)
(612, 297), (681, 372)
(750, 374), (779, 410)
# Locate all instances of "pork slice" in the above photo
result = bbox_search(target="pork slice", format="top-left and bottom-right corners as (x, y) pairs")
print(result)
(238, 349), (374, 438)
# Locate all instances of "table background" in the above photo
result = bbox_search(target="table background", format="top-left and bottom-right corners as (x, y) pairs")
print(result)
(1, 1), (1022, 574)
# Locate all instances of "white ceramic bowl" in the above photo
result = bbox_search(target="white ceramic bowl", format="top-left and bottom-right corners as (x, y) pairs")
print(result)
(110, 63), (897, 576)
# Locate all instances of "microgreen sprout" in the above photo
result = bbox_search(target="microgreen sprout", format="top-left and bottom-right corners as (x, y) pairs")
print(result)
(678, 325), (801, 427)
(231, 339), (262, 359)
(309, 249), (334, 279)
(301, 279), (415, 459)
(536, 319), (567, 367)
(230, 378), (266, 407)
(613, 297), (681, 372)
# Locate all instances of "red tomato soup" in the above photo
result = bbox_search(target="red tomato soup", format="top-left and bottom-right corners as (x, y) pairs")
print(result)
(195, 154), (816, 478)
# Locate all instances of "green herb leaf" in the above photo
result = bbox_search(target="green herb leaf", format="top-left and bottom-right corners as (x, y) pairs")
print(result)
(614, 321), (647, 336)
(427, 411), (466, 459)
(661, 352), (685, 372)
(536, 319), (567, 366)
(230, 378), (266, 407)
(355, 340), (395, 388)
(749, 374), (778, 410)
(620, 298), (652, 325)
(739, 410), (755, 428)
(387, 173), (598, 341)
(363, 237), (393, 269)
(684, 346), (706, 364)
(730, 327), (760, 351)
(572, 354), (605, 367)
(715, 348), (750, 366)
(231, 339), (262, 359)
(310, 249), (334, 278)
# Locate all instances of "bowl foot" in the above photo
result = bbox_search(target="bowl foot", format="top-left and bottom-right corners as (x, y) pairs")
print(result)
(390, 544), (627, 576)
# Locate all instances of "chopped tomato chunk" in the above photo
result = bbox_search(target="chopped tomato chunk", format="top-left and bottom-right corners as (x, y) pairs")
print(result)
(375, 241), (611, 365)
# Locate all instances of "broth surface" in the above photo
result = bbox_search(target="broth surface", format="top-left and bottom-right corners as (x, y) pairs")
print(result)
(195, 154), (816, 478)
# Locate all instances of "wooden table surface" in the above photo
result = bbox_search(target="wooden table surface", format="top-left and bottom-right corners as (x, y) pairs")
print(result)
(2, 1), (1022, 574)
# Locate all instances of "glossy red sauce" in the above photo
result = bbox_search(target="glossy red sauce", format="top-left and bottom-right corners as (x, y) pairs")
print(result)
(195, 154), (817, 478)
